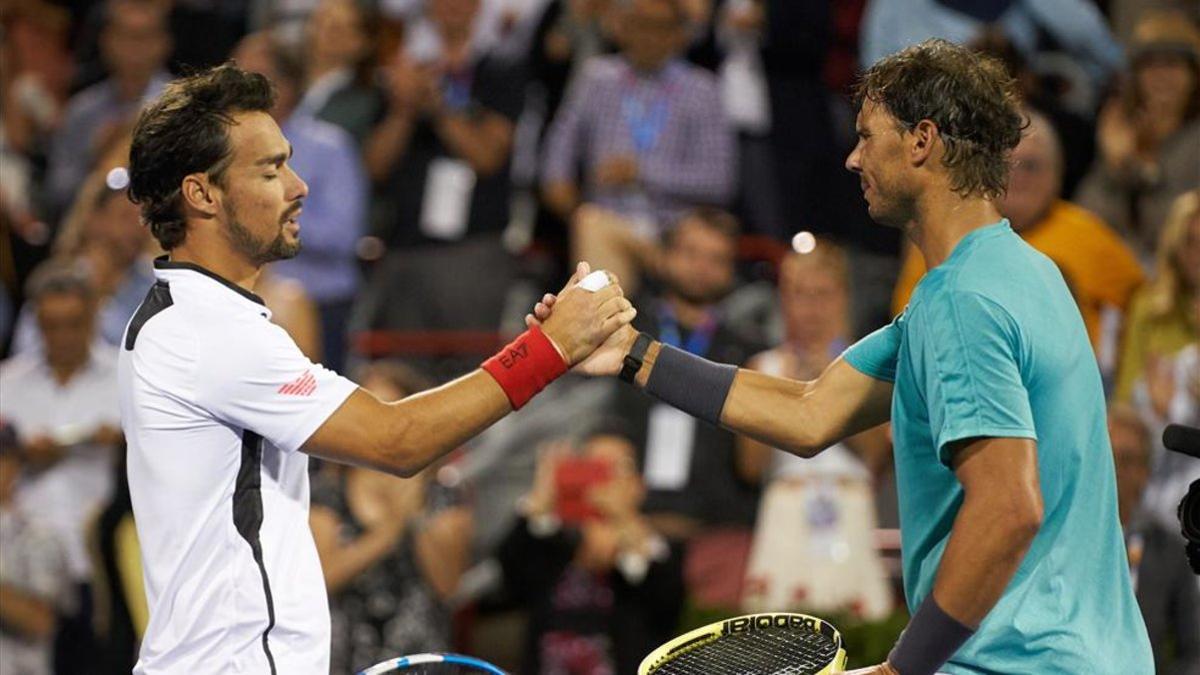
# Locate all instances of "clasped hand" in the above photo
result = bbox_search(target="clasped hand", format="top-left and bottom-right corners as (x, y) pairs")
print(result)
(536, 262), (638, 368)
(526, 266), (642, 377)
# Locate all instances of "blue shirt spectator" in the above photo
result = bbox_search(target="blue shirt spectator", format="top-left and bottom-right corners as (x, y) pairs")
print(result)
(46, 73), (169, 220)
(541, 55), (735, 230)
(270, 113), (367, 306)
(44, 0), (172, 220)
(234, 30), (368, 370)
(860, 0), (1124, 91)
(12, 260), (155, 356)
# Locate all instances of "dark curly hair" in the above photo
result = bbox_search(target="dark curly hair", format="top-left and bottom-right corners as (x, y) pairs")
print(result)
(855, 39), (1025, 200)
(128, 64), (275, 250)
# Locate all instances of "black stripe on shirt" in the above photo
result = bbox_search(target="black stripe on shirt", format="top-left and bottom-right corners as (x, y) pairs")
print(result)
(234, 431), (278, 675)
(124, 281), (173, 350)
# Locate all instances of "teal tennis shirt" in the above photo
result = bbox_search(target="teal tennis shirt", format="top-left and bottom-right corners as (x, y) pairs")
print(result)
(844, 221), (1152, 673)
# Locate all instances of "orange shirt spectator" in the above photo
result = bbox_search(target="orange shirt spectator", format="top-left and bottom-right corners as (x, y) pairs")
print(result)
(896, 112), (1146, 352)
(892, 199), (1144, 351)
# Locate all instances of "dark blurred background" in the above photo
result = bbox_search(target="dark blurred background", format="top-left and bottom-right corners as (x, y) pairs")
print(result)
(0, 0), (1198, 672)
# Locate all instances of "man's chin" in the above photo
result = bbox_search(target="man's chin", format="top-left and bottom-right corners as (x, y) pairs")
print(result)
(278, 240), (302, 260)
(258, 236), (302, 265)
(866, 204), (903, 230)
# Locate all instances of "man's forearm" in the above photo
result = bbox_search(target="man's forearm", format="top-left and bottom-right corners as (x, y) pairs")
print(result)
(309, 370), (513, 477)
(542, 180), (580, 220)
(931, 488), (1041, 627)
(379, 370), (513, 475)
(629, 339), (890, 455)
(364, 110), (416, 182)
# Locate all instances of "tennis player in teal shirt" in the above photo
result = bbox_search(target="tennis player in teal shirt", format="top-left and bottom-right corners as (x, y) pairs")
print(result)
(843, 216), (1152, 673)
(531, 38), (1153, 674)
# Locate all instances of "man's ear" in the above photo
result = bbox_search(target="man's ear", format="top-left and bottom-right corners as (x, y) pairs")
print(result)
(909, 119), (940, 167)
(181, 173), (220, 218)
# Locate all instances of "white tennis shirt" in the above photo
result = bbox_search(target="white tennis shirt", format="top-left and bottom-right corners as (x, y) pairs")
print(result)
(118, 258), (357, 674)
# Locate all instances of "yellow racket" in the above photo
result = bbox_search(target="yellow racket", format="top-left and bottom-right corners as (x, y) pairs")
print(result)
(639, 612), (848, 675)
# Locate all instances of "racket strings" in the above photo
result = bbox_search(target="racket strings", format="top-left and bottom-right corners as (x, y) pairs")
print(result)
(648, 628), (839, 675)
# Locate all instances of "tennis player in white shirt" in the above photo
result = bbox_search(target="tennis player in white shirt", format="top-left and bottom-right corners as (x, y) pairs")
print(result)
(119, 63), (634, 674)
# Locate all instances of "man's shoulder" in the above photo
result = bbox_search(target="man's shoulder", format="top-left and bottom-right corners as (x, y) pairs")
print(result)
(927, 229), (1052, 299)
(1039, 201), (1131, 253)
(577, 55), (627, 84)
(0, 352), (42, 385)
(906, 273), (1015, 335)
(87, 344), (120, 377)
(670, 59), (720, 91)
(64, 79), (115, 119)
(124, 280), (271, 357)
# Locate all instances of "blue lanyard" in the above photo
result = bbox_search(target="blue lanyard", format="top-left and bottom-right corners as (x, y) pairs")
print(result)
(441, 68), (474, 112)
(658, 305), (718, 357)
(621, 95), (670, 156)
(620, 64), (675, 156)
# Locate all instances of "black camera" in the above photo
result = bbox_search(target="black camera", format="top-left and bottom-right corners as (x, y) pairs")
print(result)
(1163, 425), (1200, 574)
(1181, 481), (1199, 575)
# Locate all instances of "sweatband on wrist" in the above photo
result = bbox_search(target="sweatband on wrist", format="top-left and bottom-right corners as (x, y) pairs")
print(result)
(644, 344), (737, 427)
(481, 325), (568, 410)
(887, 596), (975, 675)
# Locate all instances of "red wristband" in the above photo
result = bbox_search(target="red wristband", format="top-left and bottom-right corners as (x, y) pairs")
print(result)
(481, 325), (569, 410)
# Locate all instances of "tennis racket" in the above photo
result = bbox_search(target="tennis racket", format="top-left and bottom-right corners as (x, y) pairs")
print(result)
(356, 653), (507, 675)
(638, 612), (848, 675)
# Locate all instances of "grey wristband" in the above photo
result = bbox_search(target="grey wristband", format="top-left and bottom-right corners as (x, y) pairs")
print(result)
(644, 344), (737, 427)
(888, 596), (975, 675)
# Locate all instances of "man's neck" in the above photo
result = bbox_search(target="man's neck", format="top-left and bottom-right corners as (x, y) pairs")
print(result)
(308, 58), (346, 84)
(906, 191), (1003, 269)
(441, 32), (472, 69)
(665, 294), (712, 329)
(625, 57), (671, 77)
(114, 72), (153, 101)
(49, 356), (87, 386)
(169, 240), (263, 297)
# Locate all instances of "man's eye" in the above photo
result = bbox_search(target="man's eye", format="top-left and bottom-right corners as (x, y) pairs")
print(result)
(264, 173), (278, 179)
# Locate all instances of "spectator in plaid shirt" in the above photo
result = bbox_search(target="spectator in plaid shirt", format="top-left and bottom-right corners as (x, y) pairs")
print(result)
(541, 0), (735, 294)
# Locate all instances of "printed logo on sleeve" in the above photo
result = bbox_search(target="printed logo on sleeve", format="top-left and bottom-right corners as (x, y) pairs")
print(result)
(278, 370), (317, 396)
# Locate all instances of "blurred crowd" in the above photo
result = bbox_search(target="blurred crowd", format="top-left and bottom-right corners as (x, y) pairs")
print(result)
(1, 0), (1199, 673)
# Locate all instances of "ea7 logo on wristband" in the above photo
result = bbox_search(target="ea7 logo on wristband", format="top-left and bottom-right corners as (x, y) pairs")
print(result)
(724, 614), (817, 634)
(482, 326), (568, 410)
(498, 343), (530, 369)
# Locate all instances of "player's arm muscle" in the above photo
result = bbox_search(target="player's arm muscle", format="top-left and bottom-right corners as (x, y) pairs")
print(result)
(932, 436), (1043, 626)
(302, 370), (511, 477)
(634, 343), (893, 457)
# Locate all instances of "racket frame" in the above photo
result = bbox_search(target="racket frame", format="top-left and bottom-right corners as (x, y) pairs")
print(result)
(356, 652), (507, 675)
(637, 612), (848, 675)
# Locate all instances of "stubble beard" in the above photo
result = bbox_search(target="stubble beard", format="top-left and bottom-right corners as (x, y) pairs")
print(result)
(867, 186), (917, 231)
(223, 202), (302, 266)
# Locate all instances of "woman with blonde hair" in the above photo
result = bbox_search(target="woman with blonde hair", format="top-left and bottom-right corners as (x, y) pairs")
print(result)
(1114, 189), (1200, 402)
(737, 238), (894, 621)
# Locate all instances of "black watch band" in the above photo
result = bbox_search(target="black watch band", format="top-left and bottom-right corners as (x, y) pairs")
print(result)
(619, 332), (654, 384)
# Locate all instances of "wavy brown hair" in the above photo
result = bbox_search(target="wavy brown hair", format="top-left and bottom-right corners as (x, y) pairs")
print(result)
(855, 39), (1025, 200)
(128, 64), (275, 250)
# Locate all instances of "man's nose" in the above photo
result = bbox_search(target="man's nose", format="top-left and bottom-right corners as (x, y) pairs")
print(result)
(845, 146), (861, 173)
(288, 167), (309, 201)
